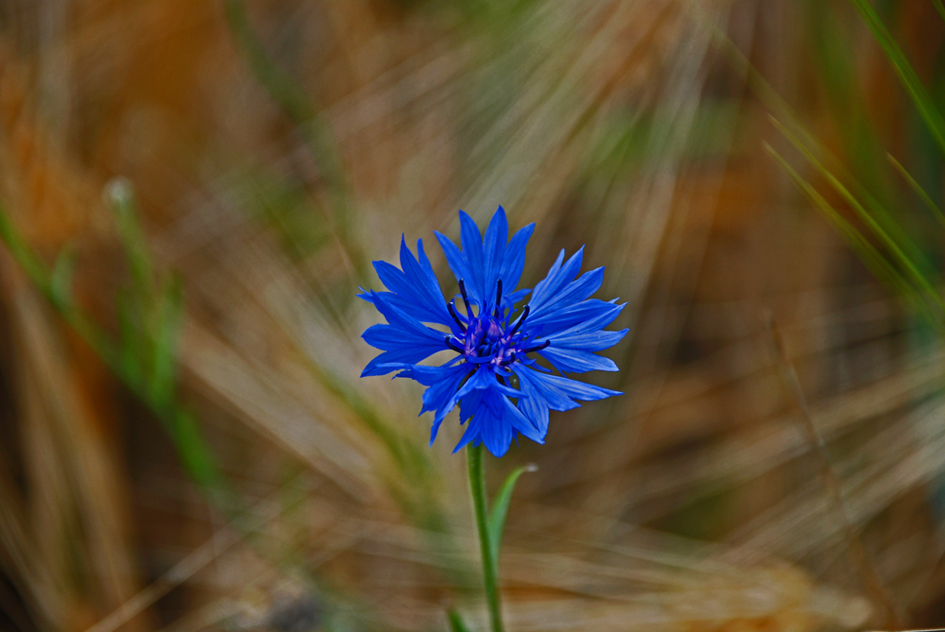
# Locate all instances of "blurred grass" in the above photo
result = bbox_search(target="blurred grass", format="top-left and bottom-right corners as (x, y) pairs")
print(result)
(0, 0), (945, 631)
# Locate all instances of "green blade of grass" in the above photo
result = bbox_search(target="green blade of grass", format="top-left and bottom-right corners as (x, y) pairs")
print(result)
(770, 116), (926, 268)
(886, 152), (945, 227)
(701, 5), (933, 271)
(49, 246), (76, 308)
(221, 0), (364, 281)
(447, 608), (473, 632)
(765, 144), (943, 328)
(107, 179), (156, 304)
(850, 0), (945, 156)
(149, 275), (185, 410)
(116, 290), (145, 387)
(770, 117), (944, 312)
(933, 0), (945, 23)
(0, 195), (228, 492)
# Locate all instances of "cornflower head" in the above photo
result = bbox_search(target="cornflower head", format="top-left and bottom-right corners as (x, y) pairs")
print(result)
(360, 207), (627, 457)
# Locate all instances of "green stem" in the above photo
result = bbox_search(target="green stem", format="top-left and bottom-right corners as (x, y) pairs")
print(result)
(467, 444), (504, 632)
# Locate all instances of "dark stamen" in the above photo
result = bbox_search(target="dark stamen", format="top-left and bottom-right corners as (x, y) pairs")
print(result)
(458, 279), (470, 316)
(447, 301), (467, 332)
(522, 340), (550, 354)
(509, 305), (530, 336)
(445, 337), (465, 353)
(494, 280), (503, 312)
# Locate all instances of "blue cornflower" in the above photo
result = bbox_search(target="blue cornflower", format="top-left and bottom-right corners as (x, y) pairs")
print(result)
(360, 207), (627, 457)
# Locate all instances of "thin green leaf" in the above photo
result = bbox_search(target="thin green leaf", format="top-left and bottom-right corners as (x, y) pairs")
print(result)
(447, 608), (473, 632)
(106, 178), (156, 303)
(770, 117), (944, 311)
(934, 0), (945, 22)
(149, 274), (184, 410)
(765, 144), (943, 328)
(116, 290), (144, 388)
(488, 464), (537, 564)
(50, 246), (76, 308)
(166, 408), (224, 495)
(850, 0), (945, 156)
(222, 0), (364, 281)
(1, 191), (224, 492)
(886, 153), (945, 227)
(0, 205), (49, 288)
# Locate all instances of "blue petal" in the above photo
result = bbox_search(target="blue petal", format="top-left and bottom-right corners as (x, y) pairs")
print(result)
(538, 267), (604, 314)
(549, 329), (628, 352)
(388, 362), (473, 442)
(544, 303), (628, 352)
(522, 368), (622, 402)
(480, 396), (513, 457)
(362, 323), (436, 351)
(527, 298), (618, 331)
(501, 288), (531, 311)
(360, 291), (450, 376)
(498, 222), (535, 292)
(434, 231), (480, 304)
(516, 385), (549, 437)
(453, 388), (542, 457)
(539, 346), (619, 373)
(529, 250), (565, 306)
(372, 244), (450, 327)
(432, 364), (493, 430)
(514, 365), (579, 411)
(368, 292), (449, 342)
(361, 345), (447, 377)
(399, 237), (453, 326)
(452, 410), (483, 453)
(501, 393), (544, 444)
(459, 210), (487, 301)
(482, 207), (508, 302)
(541, 301), (624, 336)
(459, 387), (485, 422)
(395, 362), (464, 386)
(421, 366), (473, 441)
(512, 365), (620, 436)
(530, 247), (584, 310)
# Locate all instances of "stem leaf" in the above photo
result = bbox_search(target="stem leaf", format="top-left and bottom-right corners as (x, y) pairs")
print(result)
(488, 464), (536, 564)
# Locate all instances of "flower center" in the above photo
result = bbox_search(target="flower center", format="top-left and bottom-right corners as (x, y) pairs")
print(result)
(443, 279), (548, 368)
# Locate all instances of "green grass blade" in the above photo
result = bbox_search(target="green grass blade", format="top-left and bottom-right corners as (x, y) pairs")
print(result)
(222, 0), (364, 280)
(886, 152), (945, 227)
(50, 246), (76, 308)
(770, 118), (944, 311)
(933, 0), (945, 22)
(850, 0), (945, 156)
(107, 178), (156, 303)
(222, 0), (315, 134)
(150, 275), (185, 409)
(488, 464), (536, 564)
(447, 608), (473, 632)
(0, 204), (50, 289)
(765, 144), (942, 327)
(0, 206), (123, 371)
(0, 193), (229, 490)
(170, 408), (223, 491)
(116, 290), (145, 386)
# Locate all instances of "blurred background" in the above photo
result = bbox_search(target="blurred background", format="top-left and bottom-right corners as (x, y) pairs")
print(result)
(1, 0), (945, 630)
